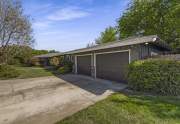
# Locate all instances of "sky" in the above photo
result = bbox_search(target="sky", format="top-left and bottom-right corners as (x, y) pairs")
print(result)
(22, 0), (131, 52)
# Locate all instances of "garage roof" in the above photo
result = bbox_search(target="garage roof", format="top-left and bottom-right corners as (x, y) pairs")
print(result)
(62, 35), (170, 55)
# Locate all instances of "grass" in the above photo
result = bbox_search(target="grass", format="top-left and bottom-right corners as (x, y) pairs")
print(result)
(56, 93), (180, 124)
(14, 66), (54, 79)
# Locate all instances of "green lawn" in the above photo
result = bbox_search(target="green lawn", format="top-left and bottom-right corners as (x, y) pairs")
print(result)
(14, 66), (54, 79)
(56, 93), (180, 124)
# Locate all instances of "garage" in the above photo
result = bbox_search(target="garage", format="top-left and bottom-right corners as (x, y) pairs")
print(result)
(68, 36), (170, 83)
(95, 51), (130, 82)
(76, 55), (92, 76)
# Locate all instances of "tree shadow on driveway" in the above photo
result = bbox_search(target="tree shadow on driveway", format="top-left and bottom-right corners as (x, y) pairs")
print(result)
(44, 66), (127, 95)
(57, 74), (126, 96)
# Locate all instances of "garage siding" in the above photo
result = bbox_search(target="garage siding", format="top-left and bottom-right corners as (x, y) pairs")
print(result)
(65, 38), (170, 83)
(96, 51), (129, 82)
(77, 55), (91, 76)
(74, 48), (132, 82)
(73, 45), (142, 82)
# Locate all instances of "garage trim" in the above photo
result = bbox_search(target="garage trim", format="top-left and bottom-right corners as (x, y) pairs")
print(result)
(94, 49), (131, 78)
(75, 54), (93, 74)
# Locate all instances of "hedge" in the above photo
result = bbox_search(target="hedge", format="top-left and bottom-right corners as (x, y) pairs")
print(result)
(0, 64), (20, 79)
(58, 61), (73, 74)
(128, 59), (180, 96)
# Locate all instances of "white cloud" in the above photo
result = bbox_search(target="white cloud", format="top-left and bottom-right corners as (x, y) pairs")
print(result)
(32, 21), (53, 30)
(33, 3), (52, 12)
(47, 7), (90, 21)
(24, 3), (53, 16)
(33, 21), (51, 28)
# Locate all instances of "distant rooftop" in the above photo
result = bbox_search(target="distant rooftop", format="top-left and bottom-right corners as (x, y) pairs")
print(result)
(33, 52), (62, 58)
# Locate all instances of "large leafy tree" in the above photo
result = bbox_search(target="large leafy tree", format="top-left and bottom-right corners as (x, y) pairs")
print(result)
(95, 26), (118, 44)
(0, 0), (34, 64)
(9, 48), (52, 65)
(6, 45), (33, 65)
(118, 0), (180, 49)
(31, 49), (49, 56)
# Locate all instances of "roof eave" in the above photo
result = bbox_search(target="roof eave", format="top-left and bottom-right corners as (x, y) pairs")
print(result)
(153, 37), (172, 50)
(61, 35), (171, 55)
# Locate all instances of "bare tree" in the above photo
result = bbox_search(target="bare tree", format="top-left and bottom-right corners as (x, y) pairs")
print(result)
(86, 42), (96, 48)
(0, 0), (34, 64)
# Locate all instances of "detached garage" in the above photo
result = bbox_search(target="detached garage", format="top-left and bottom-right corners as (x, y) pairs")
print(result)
(63, 35), (171, 83)
(76, 55), (92, 76)
(95, 50), (130, 82)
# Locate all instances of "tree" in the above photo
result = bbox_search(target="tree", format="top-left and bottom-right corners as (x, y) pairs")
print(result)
(0, 0), (34, 64)
(86, 42), (96, 48)
(7, 45), (33, 65)
(31, 49), (49, 56)
(95, 27), (118, 44)
(118, 0), (180, 50)
(14, 46), (33, 64)
(49, 50), (57, 53)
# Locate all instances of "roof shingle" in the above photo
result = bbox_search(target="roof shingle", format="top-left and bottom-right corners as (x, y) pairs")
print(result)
(62, 35), (170, 54)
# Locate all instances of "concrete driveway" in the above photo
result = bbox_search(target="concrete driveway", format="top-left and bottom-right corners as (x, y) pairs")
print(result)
(0, 74), (127, 124)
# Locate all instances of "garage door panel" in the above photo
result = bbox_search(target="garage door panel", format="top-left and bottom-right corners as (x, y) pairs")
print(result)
(77, 55), (91, 76)
(96, 51), (129, 82)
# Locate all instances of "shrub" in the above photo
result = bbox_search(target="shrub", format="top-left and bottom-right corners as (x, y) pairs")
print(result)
(0, 64), (20, 79)
(8, 58), (21, 65)
(29, 57), (40, 66)
(58, 65), (71, 74)
(49, 57), (60, 66)
(128, 59), (180, 96)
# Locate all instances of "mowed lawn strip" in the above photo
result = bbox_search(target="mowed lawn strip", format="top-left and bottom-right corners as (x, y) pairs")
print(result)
(14, 66), (54, 79)
(56, 93), (180, 124)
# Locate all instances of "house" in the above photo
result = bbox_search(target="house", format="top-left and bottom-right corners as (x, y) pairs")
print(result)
(61, 35), (171, 83)
(33, 53), (62, 66)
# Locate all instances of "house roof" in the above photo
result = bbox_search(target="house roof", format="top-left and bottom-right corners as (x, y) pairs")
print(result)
(33, 52), (62, 58)
(33, 35), (171, 58)
(62, 35), (171, 55)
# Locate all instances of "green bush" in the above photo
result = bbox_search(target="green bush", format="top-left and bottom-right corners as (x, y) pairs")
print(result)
(0, 64), (20, 79)
(128, 59), (180, 96)
(58, 65), (71, 74)
(29, 57), (41, 66)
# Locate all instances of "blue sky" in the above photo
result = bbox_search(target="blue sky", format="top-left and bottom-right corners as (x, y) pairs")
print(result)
(22, 0), (130, 52)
